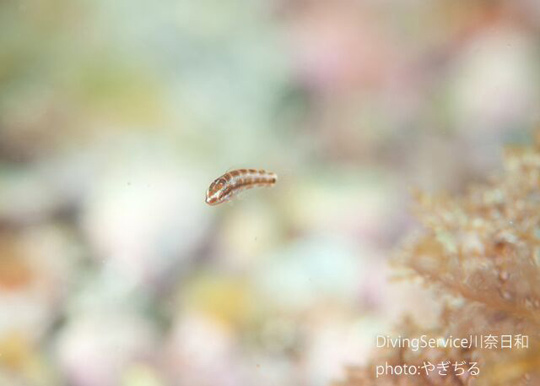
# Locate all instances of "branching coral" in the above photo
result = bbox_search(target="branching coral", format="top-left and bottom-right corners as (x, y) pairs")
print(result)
(334, 138), (540, 385)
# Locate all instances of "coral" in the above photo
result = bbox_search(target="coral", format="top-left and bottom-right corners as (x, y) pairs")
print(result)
(334, 137), (540, 385)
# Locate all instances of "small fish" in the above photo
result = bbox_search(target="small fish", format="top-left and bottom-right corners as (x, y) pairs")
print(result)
(205, 168), (277, 206)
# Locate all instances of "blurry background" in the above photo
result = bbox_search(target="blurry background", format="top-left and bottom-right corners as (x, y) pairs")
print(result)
(0, 0), (539, 385)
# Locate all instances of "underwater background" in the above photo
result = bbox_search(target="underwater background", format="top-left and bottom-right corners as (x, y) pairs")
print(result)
(1, 1), (540, 385)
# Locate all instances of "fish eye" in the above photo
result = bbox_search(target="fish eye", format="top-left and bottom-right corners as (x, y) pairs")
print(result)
(210, 178), (226, 191)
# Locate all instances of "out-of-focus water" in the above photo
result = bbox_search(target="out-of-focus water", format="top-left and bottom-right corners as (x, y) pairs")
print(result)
(0, 1), (539, 385)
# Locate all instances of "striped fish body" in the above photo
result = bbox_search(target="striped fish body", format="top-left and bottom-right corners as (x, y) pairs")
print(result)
(205, 169), (277, 206)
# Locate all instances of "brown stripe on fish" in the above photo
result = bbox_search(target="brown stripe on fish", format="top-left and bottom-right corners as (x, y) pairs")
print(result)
(205, 168), (278, 206)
